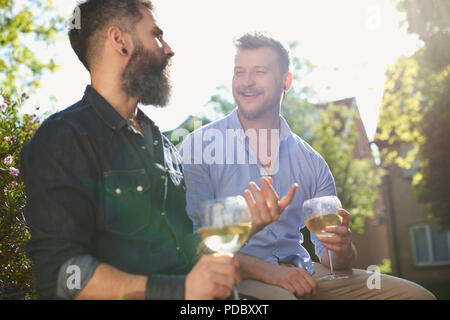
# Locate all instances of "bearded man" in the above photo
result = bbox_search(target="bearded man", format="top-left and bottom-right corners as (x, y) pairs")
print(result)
(20, 0), (295, 300)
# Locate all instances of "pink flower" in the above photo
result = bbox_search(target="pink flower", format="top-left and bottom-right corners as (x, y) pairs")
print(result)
(10, 136), (17, 143)
(3, 136), (9, 142)
(4, 156), (13, 165)
(9, 167), (19, 176)
(11, 181), (18, 187)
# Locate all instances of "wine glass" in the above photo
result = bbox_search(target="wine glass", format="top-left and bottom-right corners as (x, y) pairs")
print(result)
(196, 195), (252, 300)
(302, 195), (348, 280)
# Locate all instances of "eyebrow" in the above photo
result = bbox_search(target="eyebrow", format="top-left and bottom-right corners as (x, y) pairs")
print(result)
(152, 26), (163, 37)
(234, 65), (270, 70)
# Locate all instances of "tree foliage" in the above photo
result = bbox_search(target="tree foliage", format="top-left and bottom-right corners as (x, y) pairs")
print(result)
(396, 0), (450, 71)
(0, 0), (63, 96)
(0, 92), (41, 299)
(377, 0), (450, 229)
(308, 104), (383, 234)
(0, 0), (63, 299)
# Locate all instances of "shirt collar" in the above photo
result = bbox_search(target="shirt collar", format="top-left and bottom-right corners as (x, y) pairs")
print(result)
(83, 85), (128, 131)
(229, 108), (292, 142)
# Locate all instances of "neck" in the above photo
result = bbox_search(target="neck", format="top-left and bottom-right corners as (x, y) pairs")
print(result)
(237, 106), (281, 173)
(91, 71), (139, 120)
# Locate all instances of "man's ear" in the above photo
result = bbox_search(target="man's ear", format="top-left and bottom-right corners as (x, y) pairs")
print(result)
(107, 26), (132, 56)
(283, 72), (293, 92)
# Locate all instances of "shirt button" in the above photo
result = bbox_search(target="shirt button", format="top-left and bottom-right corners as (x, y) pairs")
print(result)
(136, 185), (143, 192)
(141, 146), (146, 150)
(115, 188), (121, 195)
(161, 211), (166, 216)
(161, 175), (165, 180)
(176, 246), (180, 251)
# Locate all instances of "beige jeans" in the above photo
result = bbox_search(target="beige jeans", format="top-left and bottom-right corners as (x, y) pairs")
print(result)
(236, 262), (436, 300)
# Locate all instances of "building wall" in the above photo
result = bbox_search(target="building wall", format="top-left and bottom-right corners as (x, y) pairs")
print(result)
(349, 98), (391, 270)
(351, 197), (391, 270)
(383, 165), (450, 283)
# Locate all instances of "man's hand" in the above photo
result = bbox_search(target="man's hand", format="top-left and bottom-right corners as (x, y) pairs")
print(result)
(318, 209), (355, 269)
(185, 254), (241, 300)
(244, 177), (297, 236)
(267, 265), (318, 299)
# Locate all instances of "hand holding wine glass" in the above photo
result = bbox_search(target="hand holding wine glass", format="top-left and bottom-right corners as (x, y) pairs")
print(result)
(302, 196), (353, 280)
(196, 195), (252, 299)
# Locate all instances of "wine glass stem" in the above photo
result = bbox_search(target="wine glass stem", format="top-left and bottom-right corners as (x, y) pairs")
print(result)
(233, 287), (239, 300)
(328, 249), (334, 276)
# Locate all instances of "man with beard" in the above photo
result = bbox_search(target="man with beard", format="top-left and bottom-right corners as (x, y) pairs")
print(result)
(20, 1), (296, 300)
(181, 33), (436, 300)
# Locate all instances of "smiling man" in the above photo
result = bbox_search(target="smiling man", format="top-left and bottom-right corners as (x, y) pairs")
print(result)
(20, 1), (294, 300)
(181, 33), (436, 300)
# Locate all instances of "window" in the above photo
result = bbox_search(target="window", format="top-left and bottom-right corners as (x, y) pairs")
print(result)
(410, 224), (450, 267)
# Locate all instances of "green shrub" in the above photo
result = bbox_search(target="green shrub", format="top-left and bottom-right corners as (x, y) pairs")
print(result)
(0, 92), (40, 299)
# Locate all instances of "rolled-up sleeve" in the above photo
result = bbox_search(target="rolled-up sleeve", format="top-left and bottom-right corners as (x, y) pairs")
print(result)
(21, 118), (98, 299)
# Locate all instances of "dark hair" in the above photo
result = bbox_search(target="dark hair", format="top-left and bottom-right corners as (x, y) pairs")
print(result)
(234, 32), (290, 74)
(69, 0), (153, 71)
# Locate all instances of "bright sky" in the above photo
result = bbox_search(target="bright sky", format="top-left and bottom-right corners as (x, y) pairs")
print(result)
(22, 0), (423, 141)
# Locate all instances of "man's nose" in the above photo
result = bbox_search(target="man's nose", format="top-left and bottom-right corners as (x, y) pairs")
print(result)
(242, 73), (255, 87)
(163, 40), (174, 58)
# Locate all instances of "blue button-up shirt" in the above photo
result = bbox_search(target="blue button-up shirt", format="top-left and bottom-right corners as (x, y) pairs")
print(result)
(180, 109), (336, 275)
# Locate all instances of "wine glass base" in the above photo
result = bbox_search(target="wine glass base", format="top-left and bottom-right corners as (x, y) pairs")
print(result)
(317, 273), (349, 281)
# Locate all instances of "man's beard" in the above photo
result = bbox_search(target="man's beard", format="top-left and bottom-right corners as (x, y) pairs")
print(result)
(122, 44), (172, 107)
(234, 94), (281, 121)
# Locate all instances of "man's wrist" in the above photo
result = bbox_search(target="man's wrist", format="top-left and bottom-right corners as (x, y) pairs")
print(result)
(145, 274), (186, 300)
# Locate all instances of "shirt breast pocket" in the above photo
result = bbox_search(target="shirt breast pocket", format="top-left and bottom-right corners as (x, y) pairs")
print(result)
(103, 168), (152, 236)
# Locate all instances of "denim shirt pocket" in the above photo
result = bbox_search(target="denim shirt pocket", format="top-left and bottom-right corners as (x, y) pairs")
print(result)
(103, 168), (152, 236)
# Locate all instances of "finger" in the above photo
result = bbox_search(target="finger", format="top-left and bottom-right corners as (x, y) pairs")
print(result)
(249, 182), (272, 222)
(338, 209), (351, 227)
(204, 254), (240, 274)
(261, 178), (280, 220)
(214, 284), (234, 299)
(211, 272), (237, 290)
(244, 189), (257, 217)
(261, 177), (278, 198)
(295, 277), (313, 299)
(278, 183), (298, 212)
(325, 225), (351, 237)
(299, 270), (318, 296)
(203, 253), (234, 264)
(318, 235), (342, 245)
(322, 242), (349, 254)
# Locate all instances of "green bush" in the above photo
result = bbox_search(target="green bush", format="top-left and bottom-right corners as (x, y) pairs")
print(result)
(0, 92), (40, 299)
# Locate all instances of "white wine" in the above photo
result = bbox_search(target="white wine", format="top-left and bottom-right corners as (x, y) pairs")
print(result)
(305, 213), (343, 237)
(198, 222), (252, 254)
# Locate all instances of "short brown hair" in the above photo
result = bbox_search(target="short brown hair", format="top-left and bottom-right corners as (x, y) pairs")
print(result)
(234, 32), (290, 74)
(68, 0), (153, 71)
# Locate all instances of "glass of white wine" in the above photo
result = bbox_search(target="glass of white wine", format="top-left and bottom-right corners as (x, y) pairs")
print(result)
(196, 195), (252, 300)
(302, 195), (348, 281)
